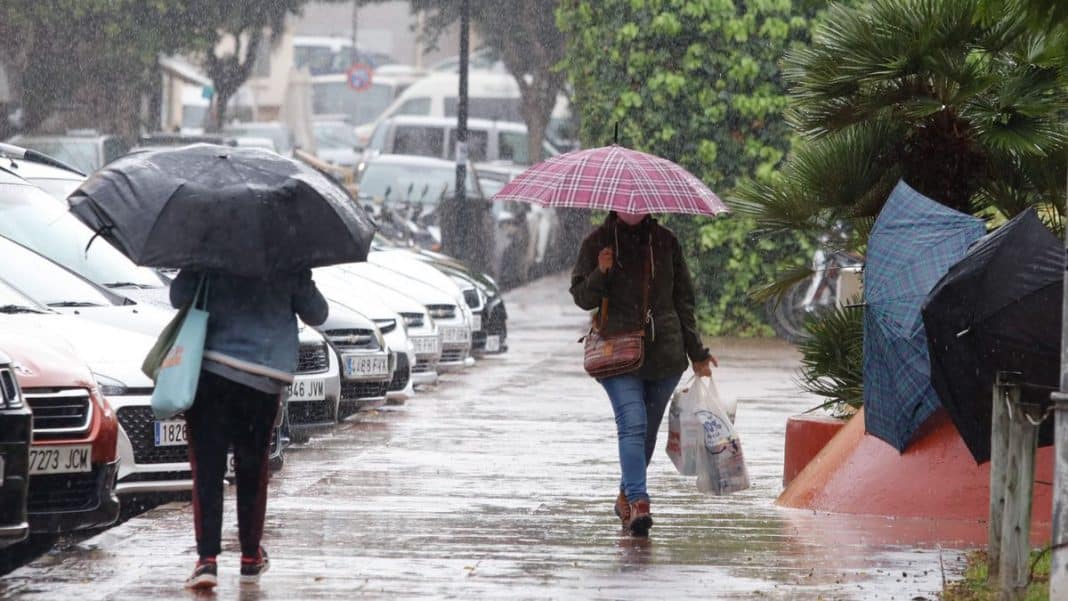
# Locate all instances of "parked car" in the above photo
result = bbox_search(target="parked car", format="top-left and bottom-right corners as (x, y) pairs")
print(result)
(314, 302), (393, 420)
(361, 116), (559, 167)
(0, 349), (31, 549)
(0, 329), (120, 534)
(332, 262), (472, 371)
(285, 326), (342, 442)
(5, 130), (128, 174)
(313, 272), (416, 403)
(131, 133), (238, 154)
(222, 122), (295, 156)
(353, 71), (572, 150)
(0, 142), (86, 200)
(0, 167), (167, 293)
(312, 118), (361, 168)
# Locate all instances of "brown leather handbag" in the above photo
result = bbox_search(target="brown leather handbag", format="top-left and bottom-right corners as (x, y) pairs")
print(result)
(582, 244), (652, 379)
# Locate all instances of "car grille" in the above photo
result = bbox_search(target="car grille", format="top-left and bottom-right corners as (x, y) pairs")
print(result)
(297, 343), (330, 374)
(287, 399), (335, 425)
(388, 353), (410, 392)
(24, 389), (92, 439)
(0, 367), (19, 406)
(440, 348), (466, 364)
(400, 312), (425, 328)
(116, 406), (188, 464)
(426, 304), (457, 320)
(340, 380), (390, 401)
(326, 329), (378, 351)
(462, 288), (480, 309)
(28, 470), (99, 513)
(413, 357), (438, 374)
(120, 470), (192, 483)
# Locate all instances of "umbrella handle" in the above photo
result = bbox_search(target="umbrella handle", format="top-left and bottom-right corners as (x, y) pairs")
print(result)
(84, 224), (113, 257)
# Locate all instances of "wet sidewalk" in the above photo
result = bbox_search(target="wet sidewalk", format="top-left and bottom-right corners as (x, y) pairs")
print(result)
(0, 274), (961, 600)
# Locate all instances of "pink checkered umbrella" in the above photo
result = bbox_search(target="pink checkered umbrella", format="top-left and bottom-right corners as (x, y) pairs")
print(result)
(491, 145), (728, 216)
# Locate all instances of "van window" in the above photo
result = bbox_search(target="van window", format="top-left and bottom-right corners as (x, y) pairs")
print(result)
(447, 129), (488, 162)
(313, 81), (396, 125)
(392, 126), (445, 158)
(395, 97), (431, 116)
(444, 97), (522, 122)
(499, 132), (530, 164)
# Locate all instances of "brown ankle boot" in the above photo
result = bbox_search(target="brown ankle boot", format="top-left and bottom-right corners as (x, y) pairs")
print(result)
(613, 491), (630, 525)
(627, 500), (652, 537)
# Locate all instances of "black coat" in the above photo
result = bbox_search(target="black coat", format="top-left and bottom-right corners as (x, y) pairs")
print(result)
(570, 215), (710, 379)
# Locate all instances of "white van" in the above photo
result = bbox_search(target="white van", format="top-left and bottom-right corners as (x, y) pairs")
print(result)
(362, 116), (559, 166)
(354, 71), (572, 149)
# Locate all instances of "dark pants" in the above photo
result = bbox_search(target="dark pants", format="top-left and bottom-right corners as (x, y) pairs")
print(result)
(185, 371), (280, 559)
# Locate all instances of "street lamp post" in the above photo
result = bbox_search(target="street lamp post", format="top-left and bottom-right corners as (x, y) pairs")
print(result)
(1052, 170), (1068, 598)
(453, 0), (470, 263)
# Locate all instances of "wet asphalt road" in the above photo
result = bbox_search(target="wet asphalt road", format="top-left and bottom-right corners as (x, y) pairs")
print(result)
(0, 274), (966, 600)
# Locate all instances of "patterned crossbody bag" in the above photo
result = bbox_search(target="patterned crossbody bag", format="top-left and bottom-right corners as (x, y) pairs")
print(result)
(582, 242), (653, 379)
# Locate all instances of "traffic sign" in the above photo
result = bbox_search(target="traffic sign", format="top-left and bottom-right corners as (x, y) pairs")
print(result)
(346, 63), (374, 92)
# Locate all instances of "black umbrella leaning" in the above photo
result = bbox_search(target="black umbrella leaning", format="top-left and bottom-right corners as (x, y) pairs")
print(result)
(68, 144), (376, 278)
(921, 208), (1060, 463)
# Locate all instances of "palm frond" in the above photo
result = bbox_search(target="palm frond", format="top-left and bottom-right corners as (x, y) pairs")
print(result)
(797, 304), (865, 412)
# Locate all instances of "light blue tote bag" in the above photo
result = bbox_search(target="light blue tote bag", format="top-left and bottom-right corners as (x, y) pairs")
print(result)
(150, 278), (209, 420)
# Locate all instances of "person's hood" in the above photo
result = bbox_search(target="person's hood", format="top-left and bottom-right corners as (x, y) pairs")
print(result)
(0, 325), (95, 390)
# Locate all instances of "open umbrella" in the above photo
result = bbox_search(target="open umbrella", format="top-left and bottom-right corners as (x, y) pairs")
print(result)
(490, 145), (728, 216)
(863, 180), (985, 451)
(68, 144), (375, 278)
(922, 208), (1060, 462)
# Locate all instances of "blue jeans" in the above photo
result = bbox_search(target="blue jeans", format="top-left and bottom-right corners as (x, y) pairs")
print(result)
(600, 372), (683, 503)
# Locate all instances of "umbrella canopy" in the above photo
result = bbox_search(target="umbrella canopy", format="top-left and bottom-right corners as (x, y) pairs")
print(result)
(490, 145), (728, 216)
(863, 180), (986, 451)
(922, 208), (1060, 462)
(68, 144), (375, 278)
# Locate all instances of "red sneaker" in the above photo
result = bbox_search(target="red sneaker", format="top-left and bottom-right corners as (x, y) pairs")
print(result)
(184, 557), (217, 590)
(240, 547), (270, 584)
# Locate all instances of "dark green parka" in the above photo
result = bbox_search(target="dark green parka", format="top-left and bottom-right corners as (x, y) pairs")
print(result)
(570, 215), (710, 380)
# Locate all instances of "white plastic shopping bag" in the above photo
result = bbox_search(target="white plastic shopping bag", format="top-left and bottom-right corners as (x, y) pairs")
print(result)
(693, 378), (750, 495)
(666, 376), (735, 477)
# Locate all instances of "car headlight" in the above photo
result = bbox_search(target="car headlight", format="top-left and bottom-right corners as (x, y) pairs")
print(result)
(373, 318), (398, 334)
(0, 368), (23, 408)
(94, 373), (129, 397)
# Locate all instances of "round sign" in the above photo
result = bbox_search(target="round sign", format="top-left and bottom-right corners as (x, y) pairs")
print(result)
(346, 63), (374, 92)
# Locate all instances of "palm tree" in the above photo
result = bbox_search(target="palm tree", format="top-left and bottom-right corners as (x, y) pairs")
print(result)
(732, 0), (1068, 403)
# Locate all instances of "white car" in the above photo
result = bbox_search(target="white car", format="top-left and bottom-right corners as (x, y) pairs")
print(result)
(314, 267), (417, 402)
(332, 262), (472, 372)
(315, 302), (393, 420)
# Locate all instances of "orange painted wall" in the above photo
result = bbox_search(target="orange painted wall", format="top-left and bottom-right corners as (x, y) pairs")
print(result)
(777, 408), (1054, 524)
(782, 414), (847, 488)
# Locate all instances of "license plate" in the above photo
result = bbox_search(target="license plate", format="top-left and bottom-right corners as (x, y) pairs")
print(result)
(28, 445), (91, 475)
(471, 314), (482, 331)
(441, 326), (469, 344)
(485, 335), (501, 353)
(343, 355), (390, 378)
(412, 336), (440, 355)
(288, 378), (325, 401)
(154, 420), (188, 447)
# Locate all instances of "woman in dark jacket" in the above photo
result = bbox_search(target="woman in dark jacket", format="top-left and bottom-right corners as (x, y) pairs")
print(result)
(571, 211), (715, 536)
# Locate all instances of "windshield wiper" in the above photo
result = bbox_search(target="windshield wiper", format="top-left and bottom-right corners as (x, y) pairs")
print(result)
(47, 301), (105, 308)
(0, 304), (45, 314)
(102, 282), (153, 289)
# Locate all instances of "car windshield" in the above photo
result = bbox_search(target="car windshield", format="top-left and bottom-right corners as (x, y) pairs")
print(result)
(0, 279), (48, 313)
(358, 161), (479, 204)
(0, 182), (165, 289)
(12, 138), (99, 173)
(223, 125), (293, 155)
(313, 122), (359, 150)
(313, 81), (396, 126)
(0, 237), (118, 307)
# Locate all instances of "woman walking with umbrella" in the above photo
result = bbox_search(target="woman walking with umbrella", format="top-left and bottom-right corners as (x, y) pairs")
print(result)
(493, 145), (727, 536)
(68, 144), (376, 588)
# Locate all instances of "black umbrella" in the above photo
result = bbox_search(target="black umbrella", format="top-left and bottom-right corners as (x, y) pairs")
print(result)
(68, 144), (376, 278)
(921, 208), (1060, 463)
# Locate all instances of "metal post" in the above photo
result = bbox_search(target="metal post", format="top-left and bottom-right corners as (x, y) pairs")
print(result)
(453, 0), (470, 262)
(1051, 161), (1068, 597)
(989, 376), (1011, 582)
(998, 391), (1038, 601)
(351, 0), (359, 64)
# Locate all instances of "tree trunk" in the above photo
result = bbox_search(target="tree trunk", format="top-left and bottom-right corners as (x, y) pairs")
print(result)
(212, 89), (232, 132)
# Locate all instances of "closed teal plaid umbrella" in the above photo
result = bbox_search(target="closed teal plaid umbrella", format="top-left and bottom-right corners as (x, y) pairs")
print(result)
(863, 180), (985, 451)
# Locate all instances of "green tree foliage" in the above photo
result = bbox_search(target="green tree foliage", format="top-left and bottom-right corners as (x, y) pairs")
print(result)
(734, 0), (1068, 404)
(556, 0), (822, 335)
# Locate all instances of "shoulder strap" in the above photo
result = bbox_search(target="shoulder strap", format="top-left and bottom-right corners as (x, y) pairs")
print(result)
(597, 239), (653, 333)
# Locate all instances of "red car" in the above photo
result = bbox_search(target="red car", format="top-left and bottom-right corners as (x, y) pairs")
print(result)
(0, 332), (120, 533)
